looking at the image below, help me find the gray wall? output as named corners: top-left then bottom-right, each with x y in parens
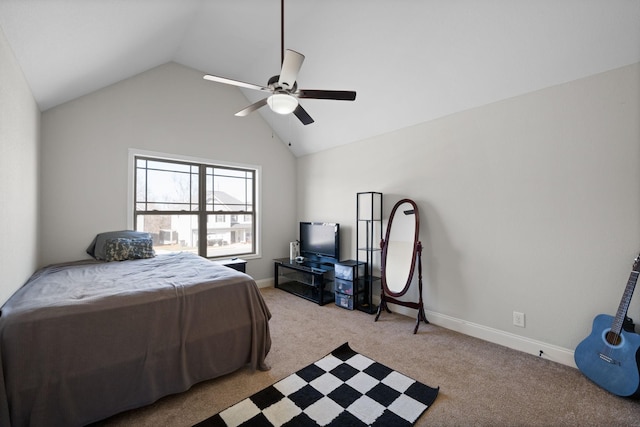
top-left (5, 38), bottom-right (640, 365)
top-left (40, 62), bottom-right (297, 281)
top-left (297, 63), bottom-right (640, 362)
top-left (0, 28), bottom-right (40, 305)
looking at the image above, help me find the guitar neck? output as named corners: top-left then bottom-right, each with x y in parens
top-left (611, 270), bottom-right (639, 335)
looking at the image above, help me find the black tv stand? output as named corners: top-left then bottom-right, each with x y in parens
top-left (274, 258), bottom-right (335, 305)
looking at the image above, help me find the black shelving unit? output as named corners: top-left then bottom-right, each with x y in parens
top-left (356, 192), bottom-right (382, 313)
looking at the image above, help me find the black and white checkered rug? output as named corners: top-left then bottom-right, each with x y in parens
top-left (195, 343), bottom-right (439, 427)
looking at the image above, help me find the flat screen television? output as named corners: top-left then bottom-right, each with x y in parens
top-left (299, 222), bottom-right (340, 261)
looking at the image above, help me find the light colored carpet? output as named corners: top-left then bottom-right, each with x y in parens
top-left (94, 287), bottom-right (640, 426)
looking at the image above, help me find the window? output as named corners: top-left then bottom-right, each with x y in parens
top-left (133, 154), bottom-right (258, 259)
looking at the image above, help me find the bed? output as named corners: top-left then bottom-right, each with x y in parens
top-left (0, 250), bottom-right (271, 427)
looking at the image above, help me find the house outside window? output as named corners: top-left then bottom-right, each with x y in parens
top-left (132, 153), bottom-right (258, 259)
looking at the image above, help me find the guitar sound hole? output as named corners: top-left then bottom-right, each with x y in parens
top-left (605, 331), bottom-right (622, 346)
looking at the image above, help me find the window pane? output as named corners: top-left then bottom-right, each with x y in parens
top-left (135, 214), bottom-right (198, 255)
top-left (206, 167), bottom-right (253, 212)
top-left (206, 214), bottom-right (253, 258)
top-left (147, 160), bottom-right (191, 173)
top-left (191, 171), bottom-right (199, 211)
top-left (136, 168), bottom-right (146, 208)
top-left (145, 169), bottom-right (196, 210)
top-left (136, 159), bottom-right (198, 211)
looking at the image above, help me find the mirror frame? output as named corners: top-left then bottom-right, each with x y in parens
top-left (376, 198), bottom-right (428, 334)
top-left (380, 199), bottom-right (420, 297)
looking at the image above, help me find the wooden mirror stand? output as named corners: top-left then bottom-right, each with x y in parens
top-left (375, 199), bottom-right (428, 334)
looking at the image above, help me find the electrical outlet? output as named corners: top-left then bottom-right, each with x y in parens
top-left (513, 311), bottom-right (525, 328)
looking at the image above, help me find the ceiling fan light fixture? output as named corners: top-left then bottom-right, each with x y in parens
top-left (267, 93), bottom-right (298, 114)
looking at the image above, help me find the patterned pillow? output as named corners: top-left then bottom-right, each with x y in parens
top-left (104, 238), bottom-right (155, 262)
top-left (86, 230), bottom-right (151, 260)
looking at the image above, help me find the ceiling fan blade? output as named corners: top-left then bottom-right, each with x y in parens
top-left (278, 49), bottom-right (305, 90)
top-left (204, 75), bottom-right (269, 92)
top-left (235, 98), bottom-right (269, 117)
top-left (293, 104), bottom-right (314, 125)
top-left (297, 89), bottom-right (356, 101)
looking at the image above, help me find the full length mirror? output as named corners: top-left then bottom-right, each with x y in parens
top-left (375, 198), bottom-right (428, 333)
top-left (383, 200), bottom-right (419, 295)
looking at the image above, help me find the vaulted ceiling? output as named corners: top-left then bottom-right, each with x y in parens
top-left (1, 0), bottom-right (639, 156)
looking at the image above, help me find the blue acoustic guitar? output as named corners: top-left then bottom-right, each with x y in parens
top-left (574, 253), bottom-right (640, 397)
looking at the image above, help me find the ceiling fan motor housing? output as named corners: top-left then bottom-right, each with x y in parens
top-left (268, 75), bottom-right (296, 92)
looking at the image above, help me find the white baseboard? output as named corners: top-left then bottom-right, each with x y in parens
top-left (255, 278), bottom-right (274, 289)
top-left (261, 279), bottom-right (576, 368)
top-left (391, 304), bottom-right (576, 368)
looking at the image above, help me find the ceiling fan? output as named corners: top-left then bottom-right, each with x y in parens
top-left (203, 0), bottom-right (356, 125)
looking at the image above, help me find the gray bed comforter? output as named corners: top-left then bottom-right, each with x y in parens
top-left (0, 252), bottom-right (271, 426)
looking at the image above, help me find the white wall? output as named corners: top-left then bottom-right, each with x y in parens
top-left (297, 63), bottom-right (640, 362)
top-left (40, 62), bottom-right (296, 281)
top-left (0, 28), bottom-right (40, 306)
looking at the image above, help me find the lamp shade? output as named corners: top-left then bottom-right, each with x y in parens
top-left (267, 93), bottom-right (298, 115)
